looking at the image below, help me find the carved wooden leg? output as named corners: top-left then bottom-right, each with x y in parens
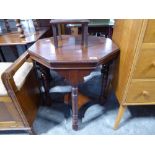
top-left (114, 105), bottom-right (127, 129)
top-left (0, 47), bottom-right (6, 62)
top-left (71, 86), bottom-right (78, 130)
top-left (52, 24), bottom-right (58, 48)
top-left (99, 63), bottom-right (110, 102)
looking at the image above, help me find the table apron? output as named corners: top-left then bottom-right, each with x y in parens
top-left (53, 68), bottom-right (95, 85)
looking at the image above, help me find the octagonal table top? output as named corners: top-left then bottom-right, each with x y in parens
top-left (28, 35), bottom-right (119, 69)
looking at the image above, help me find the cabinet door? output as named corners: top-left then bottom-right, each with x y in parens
top-left (0, 102), bottom-right (24, 129)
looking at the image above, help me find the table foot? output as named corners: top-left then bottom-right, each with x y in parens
top-left (72, 124), bottom-right (78, 131)
top-left (71, 87), bottom-right (78, 131)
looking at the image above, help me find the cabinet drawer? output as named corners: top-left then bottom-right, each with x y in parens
top-left (133, 43), bottom-right (155, 78)
top-left (126, 80), bottom-right (155, 103)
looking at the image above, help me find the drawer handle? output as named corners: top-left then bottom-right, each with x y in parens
top-left (152, 61), bottom-right (155, 67)
top-left (142, 90), bottom-right (149, 96)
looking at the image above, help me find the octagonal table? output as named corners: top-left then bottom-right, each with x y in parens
top-left (28, 35), bottom-right (119, 130)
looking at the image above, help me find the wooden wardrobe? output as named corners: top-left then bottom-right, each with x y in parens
top-left (112, 19), bottom-right (155, 129)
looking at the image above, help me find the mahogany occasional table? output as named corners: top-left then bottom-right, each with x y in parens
top-left (28, 35), bottom-right (119, 130)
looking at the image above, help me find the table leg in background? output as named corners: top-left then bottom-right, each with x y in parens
top-left (71, 86), bottom-right (78, 130)
top-left (82, 23), bottom-right (88, 48)
top-left (10, 46), bottom-right (19, 59)
top-left (52, 24), bottom-right (58, 48)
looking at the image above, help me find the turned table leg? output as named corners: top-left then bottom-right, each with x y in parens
top-left (71, 86), bottom-right (78, 130)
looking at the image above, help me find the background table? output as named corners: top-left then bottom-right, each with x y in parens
top-left (0, 28), bottom-right (48, 61)
top-left (28, 35), bottom-right (119, 130)
top-left (66, 19), bottom-right (114, 38)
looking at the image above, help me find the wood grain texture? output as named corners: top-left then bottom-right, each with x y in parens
top-left (112, 19), bottom-right (144, 103)
top-left (15, 69), bottom-right (40, 126)
top-left (28, 35), bottom-right (119, 65)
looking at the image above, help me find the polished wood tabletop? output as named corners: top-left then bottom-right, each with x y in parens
top-left (28, 35), bottom-right (119, 67)
top-left (0, 28), bottom-right (48, 46)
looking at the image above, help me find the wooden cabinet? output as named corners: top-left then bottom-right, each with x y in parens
top-left (112, 19), bottom-right (155, 129)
